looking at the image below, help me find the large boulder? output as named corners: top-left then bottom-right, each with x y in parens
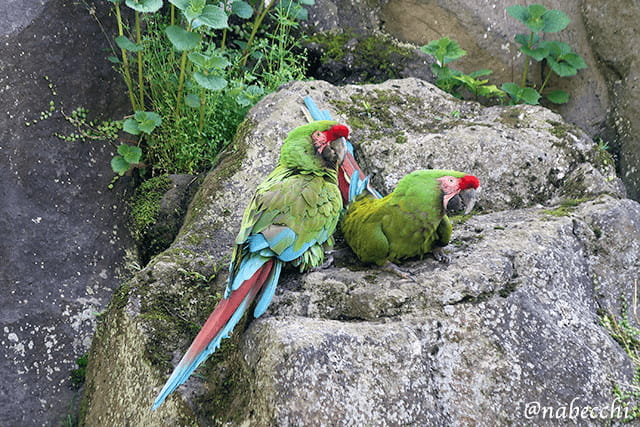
top-left (0, 0), bottom-right (132, 424)
top-left (80, 79), bottom-right (640, 425)
top-left (305, 0), bottom-right (640, 202)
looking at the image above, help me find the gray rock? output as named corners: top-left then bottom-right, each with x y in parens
top-left (0, 0), bottom-right (132, 424)
top-left (81, 79), bottom-right (640, 425)
top-left (306, 0), bottom-right (640, 202)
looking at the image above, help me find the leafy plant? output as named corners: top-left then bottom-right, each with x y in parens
top-left (505, 3), bottom-right (587, 105)
top-left (420, 37), bottom-right (505, 102)
top-left (104, 0), bottom-right (312, 176)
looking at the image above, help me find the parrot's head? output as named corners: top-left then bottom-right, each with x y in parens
top-left (280, 121), bottom-right (350, 173)
top-left (437, 174), bottom-right (480, 214)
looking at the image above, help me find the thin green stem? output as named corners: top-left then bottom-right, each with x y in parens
top-left (115, 3), bottom-right (138, 111)
top-left (135, 11), bottom-right (145, 110)
top-left (239, 2), bottom-right (273, 69)
top-left (539, 68), bottom-right (553, 93)
top-left (520, 31), bottom-right (534, 87)
top-left (198, 86), bottom-right (206, 133)
top-left (175, 22), bottom-right (194, 118)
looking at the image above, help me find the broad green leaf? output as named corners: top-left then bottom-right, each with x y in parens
top-left (231, 0), bottom-right (253, 19)
top-left (514, 33), bottom-right (540, 47)
top-left (548, 57), bottom-right (577, 76)
top-left (542, 9), bottom-right (570, 32)
top-left (299, 0), bottom-right (315, 4)
top-left (563, 52), bottom-right (587, 70)
top-left (138, 119), bottom-right (158, 134)
top-left (477, 84), bottom-right (506, 99)
top-left (198, 5), bottom-right (228, 29)
top-left (194, 73), bottom-right (227, 90)
top-left (188, 52), bottom-right (208, 68)
top-left (546, 90), bottom-right (569, 104)
top-left (168, 0), bottom-right (189, 10)
top-left (185, 94), bottom-right (200, 108)
top-left (111, 156), bottom-right (130, 175)
top-left (165, 25), bottom-right (199, 51)
top-left (115, 35), bottom-right (143, 52)
top-left (520, 45), bottom-right (548, 61)
top-left (501, 83), bottom-right (540, 105)
top-left (125, 0), bottom-right (162, 13)
top-left (245, 85), bottom-right (264, 97)
top-left (123, 118), bottom-right (140, 135)
top-left (506, 5), bottom-right (528, 24)
top-left (117, 144), bottom-right (142, 163)
top-left (519, 87), bottom-right (541, 104)
top-left (528, 4), bottom-right (547, 19)
top-left (146, 111), bottom-right (162, 126)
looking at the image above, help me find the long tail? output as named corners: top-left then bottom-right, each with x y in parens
top-left (151, 255), bottom-right (282, 410)
top-left (303, 96), bottom-right (381, 205)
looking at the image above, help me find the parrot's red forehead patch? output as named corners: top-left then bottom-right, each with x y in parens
top-left (324, 124), bottom-right (349, 141)
top-left (460, 175), bottom-right (480, 190)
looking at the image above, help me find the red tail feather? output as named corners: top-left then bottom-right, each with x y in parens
top-left (185, 260), bottom-right (274, 360)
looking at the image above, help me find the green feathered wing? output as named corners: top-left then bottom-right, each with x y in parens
top-left (341, 169), bottom-right (465, 265)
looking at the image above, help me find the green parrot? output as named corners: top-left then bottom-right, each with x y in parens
top-left (341, 169), bottom-right (480, 270)
top-left (152, 121), bottom-right (349, 410)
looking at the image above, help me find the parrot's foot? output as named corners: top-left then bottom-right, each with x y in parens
top-left (317, 254), bottom-right (334, 270)
top-left (432, 247), bottom-right (450, 264)
top-left (382, 261), bottom-right (417, 283)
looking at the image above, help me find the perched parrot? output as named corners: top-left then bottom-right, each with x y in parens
top-left (341, 170), bottom-right (480, 271)
top-left (151, 121), bottom-right (349, 410)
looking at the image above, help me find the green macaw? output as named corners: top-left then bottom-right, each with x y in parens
top-left (340, 169), bottom-right (480, 270)
top-left (152, 121), bottom-right (349, 410)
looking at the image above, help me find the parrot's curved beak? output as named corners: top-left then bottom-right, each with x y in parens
top-left (321, 136), bottom-right (347, 169)
top-left (460, 188), bottom-right (478, 215)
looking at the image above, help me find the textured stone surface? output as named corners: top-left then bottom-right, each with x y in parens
top-left (0, 0), bottom-right (132, 424)
top-left (81, 79), bottom-right (639, 425)
top-left (306, 0), bottom-right (640, 202)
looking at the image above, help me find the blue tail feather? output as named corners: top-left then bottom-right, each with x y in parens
top-left (253, 260), bottom-right (283, 318)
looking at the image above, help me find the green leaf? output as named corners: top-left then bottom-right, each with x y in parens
top-left (117, 144), bottom-right (143, 163)
top-left (107, 56), bottom-right (121, 63)
top-left (299, 0), bottom-right (315, 4)
top-left (135, 111), bottom-right (161, 128)
top-left (528, 4), bottom-right (547, 19)
top-left (501, 83), bottom-right (540, 105)
top-left (231, 0), bottom-right (253, 19)
top-left (506, 5), bottom-right (528, 24)
top-left (547, 57), bottom-right (577, 77)
top-left (184, 0), bottom-right (205, 22)
top-left (165, 25), bottom-right (199, 51)
top-left (122, 118), bottom-right (140, 135)
top-left (519, 87), bottom-right (541, 104)
top-left (542, 9), bottom-right (570, 32)
top-left (125, 0), bottom-right (162, 13)
top-left (115, 35), bottom-right (143, 52)
top-left (197, 5), bottom-right (228, 29)
top-left (469, 69), bottom-right (492, 78)
top-left (193, 73), bottom-right (227, 90)
top-left (421, 37), bottom-right (466, 66)
top-left (520, 45), bottom-right (548, 61)
top-left (168, 0), bottom-right (189, 10)
top-left (138, 119), bottom-right (157, 134)
top-left (111, 156), bottom-right (130, 175)
top-left (546, 90), bottom-right (569, 104)
top-left (563, 52), bottom-right (587, 70)
top-left (185, 94), bottom-right (200, 108)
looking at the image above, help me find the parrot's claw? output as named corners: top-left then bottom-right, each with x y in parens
top-left (432, 247), bottom-right (450, 264)
top-left (382, 261), bottom-right (418, 283)
top-left (318, 254), bottom-right (334, 270)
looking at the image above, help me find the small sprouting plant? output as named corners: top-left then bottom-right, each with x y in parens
top-left (420, 37), bottom-right (505, 102)
top-left (505, 3), bottom-right (587, 105)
